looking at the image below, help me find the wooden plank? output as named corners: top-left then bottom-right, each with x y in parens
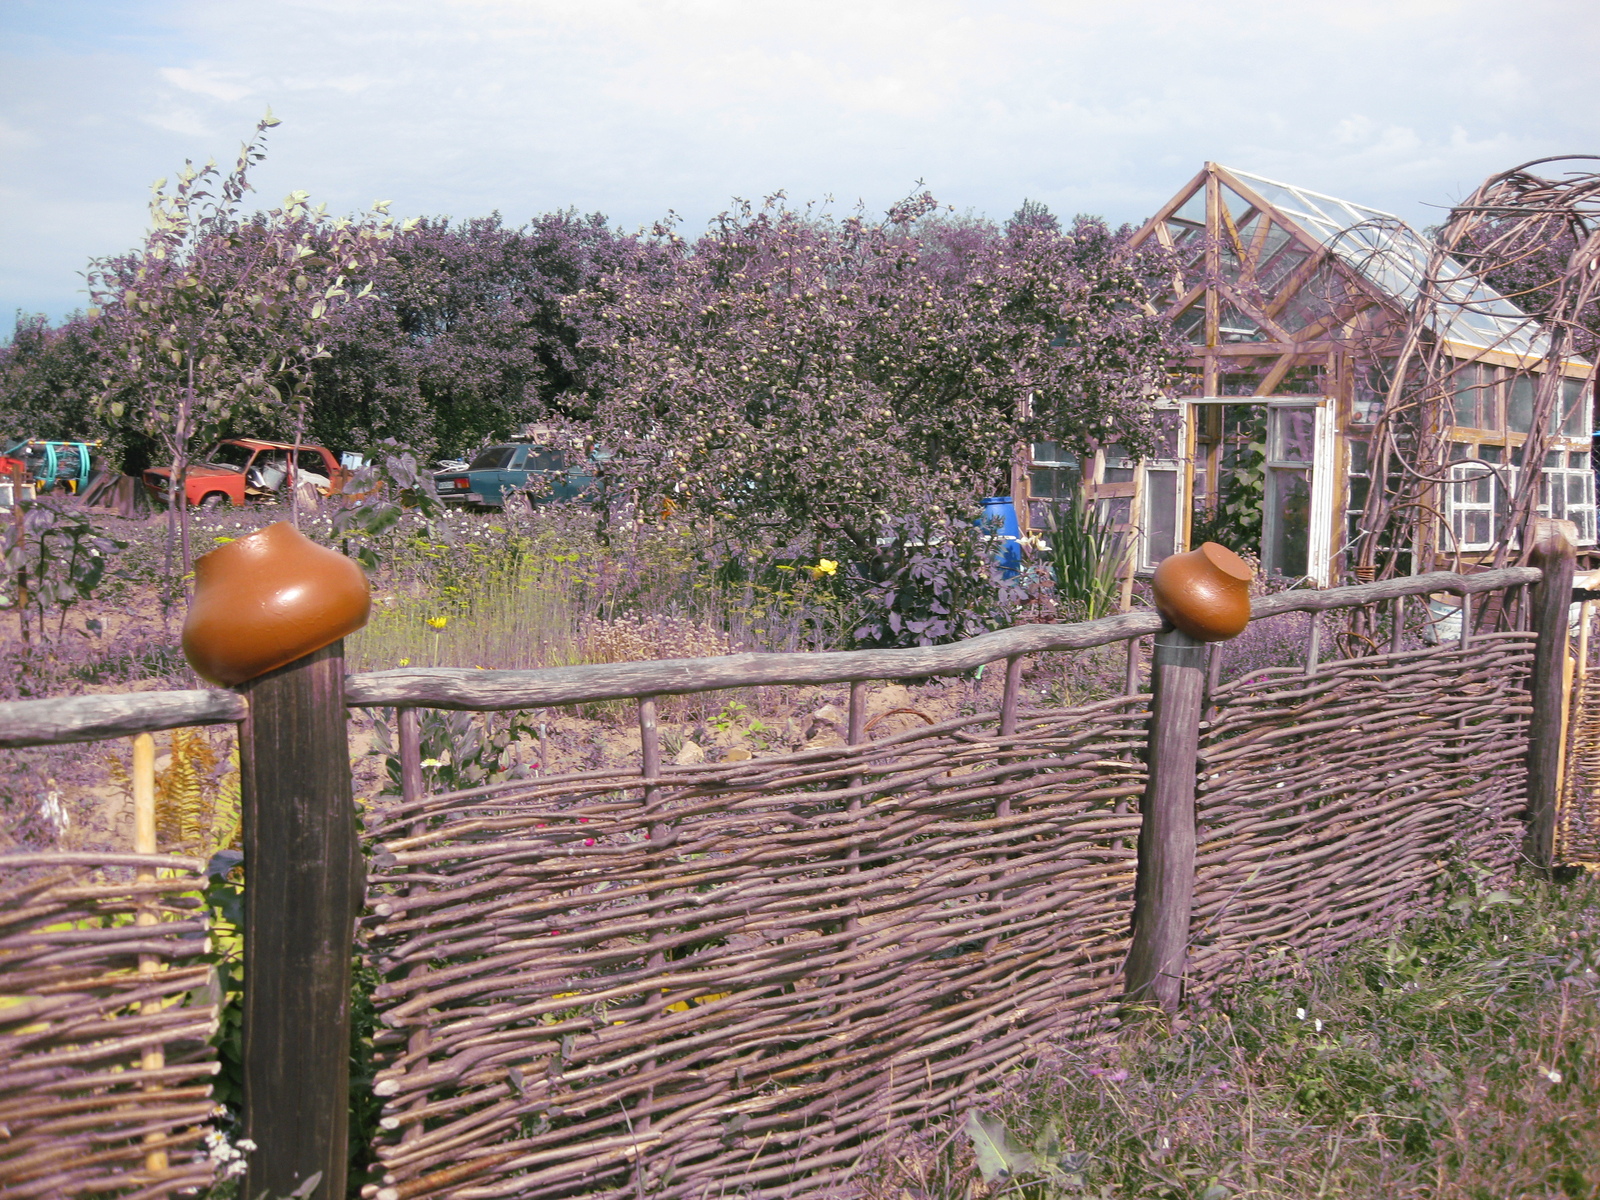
top-left (1124, 628), bottom-right (1206, 1010)
top-left (0, 689), bottom-right (246, 748)
top-left (239, 640), bottom-right (358, 1200)
top-left (1526, 532), bottom-right (1576, 867)
top-left (343, 567), bottom-right (1541, 711)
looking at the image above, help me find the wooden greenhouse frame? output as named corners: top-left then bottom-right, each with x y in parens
top-left (1016, 162), bottom-right (1597, 586)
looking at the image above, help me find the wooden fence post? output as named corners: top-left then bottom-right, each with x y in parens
top-left (1124, 628), bottom-right (1206, 1011)
top-left (239, 640), bottom-right (359, 1200)
top-left (1526, 526), bottom-right (1576, 868)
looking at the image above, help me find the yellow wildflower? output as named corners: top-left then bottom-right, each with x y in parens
top-left (425, 616), bottom-right (448, 630)
top-left (398, 657), bottom-right (411, 667)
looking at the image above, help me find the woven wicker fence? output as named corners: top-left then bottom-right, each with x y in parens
top-left (356, 581), bottom-right (1544, 1200)
top-left (0, 854), bottom-right (220, 1199)
top-left (1190, 631), bottom-right (1534, 988)
top-left (0, 561), bottom-right (1570, 1199)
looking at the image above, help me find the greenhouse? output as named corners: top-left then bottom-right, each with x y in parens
top-left (1020, 162), bottom-right (1596, 586)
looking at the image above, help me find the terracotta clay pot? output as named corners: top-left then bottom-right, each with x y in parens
top-left (183, 522), bottom-right (371, 686)
top-left (1150, 542), bottom-right (1253, 642)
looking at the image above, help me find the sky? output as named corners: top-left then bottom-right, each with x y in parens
top-left (3, 0), bottom-right (1598, 324)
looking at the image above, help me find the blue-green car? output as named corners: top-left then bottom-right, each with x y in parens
top-left (433, 442), bottom-right (597, 509)
top-left (3, 440), bottom-right (99, 494)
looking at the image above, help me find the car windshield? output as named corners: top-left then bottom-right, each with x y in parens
top-left (469, 446), bottom-right (518, 470)
top-left (207, 443), bottom-right (257, 470)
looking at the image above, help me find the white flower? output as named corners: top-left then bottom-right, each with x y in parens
top-left (1314, 1018), bottom-right (1323, 1033)
top-left (1295, 1007), bottom-right (1306, 1021)
top-left (1544, 1068), bottom-right (1563, 1083)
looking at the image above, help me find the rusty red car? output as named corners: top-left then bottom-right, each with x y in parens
top-left (142, 439), bottom-right (347, 508)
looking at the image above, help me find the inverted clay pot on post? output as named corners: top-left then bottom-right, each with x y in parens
top-left (1126, 542), bottom-right (1254, 1012)
top-left (1149, 541), bottom-right (1253, 642)
top-left (183, 521), bottom-right (371, 1200)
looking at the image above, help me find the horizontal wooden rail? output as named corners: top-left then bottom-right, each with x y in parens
top-left (0, 689), bottom-right (248, 749)
top-left (347, 566), bottom-right (1543, 711)
top-left (0, 566), bottom-right (1544, 743)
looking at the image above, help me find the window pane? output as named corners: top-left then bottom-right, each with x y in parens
top-left (1271, 407), bottom-right (1316, 463)
top-left (1274, 364), bottom-right (1325, 395)
top-left (1220, 365), bottom-right (1268, 395)
top-left (1030, 465), bottom-right (1080, 500)
top-left (1153, 412), bottom-right (1181, 458)
top-left (1467, 512), bottom-right (1492, 544)
top-left (1452, 363), bottom-right (1481, 427)
top-left (1508, 375), bottom-right (1535, 432)
top-left (1349, 439), bottom-right (1370, 475)
top-left (1145, 469), bottom-right (1179, 562)
top-left (1562, 377), bottom-right (1589, 436)
top-left (1267, 468), bottom-right (1310, 578)
top-left (469, 446), bottom-right (517, 470)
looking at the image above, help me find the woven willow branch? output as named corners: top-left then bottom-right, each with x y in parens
top-left (0, 863), bottom-right (220, 1197)
top-left (360, 625), bottom-right (1533, 1199)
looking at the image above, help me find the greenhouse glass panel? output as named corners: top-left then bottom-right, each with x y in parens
top-left (1508, 375), bottom-right (1534, 432)
top-left (1218, 302), bottom-right (1267, 343)
top-left (1562, 378), bottom-right (1589, 435)
top-left (1174, 300), bottom-right (1206, 344)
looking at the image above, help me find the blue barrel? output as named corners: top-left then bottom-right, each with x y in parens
top-left (979, 497), bottom-right (1023, 580)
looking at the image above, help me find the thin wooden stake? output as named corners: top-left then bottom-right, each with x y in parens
top-left (398, 707), bottom-right (423, 815)
top-left (638, 695), bottom-right (665, 1139)
top-left (1204, 642), bottom-right (1223, 722)
top-left (999, 655), bottom-right (1023, 741)
top-left (1579, 600), bottom-right (1593, 683)
top-left (843, 681), bottom-right (868, 934)
top-left (397, 707), bottom-right (429, 1148)
top-left (1124, 628), bottom-right (1205, 1011)
top-left (1458, 593), bottom-right (1472, 649)
top-left (1390, 596), bottom-right (1405, 654)
top-left (1304, 617), bottom-right (1321, 676)
top-left (132, 733), bottom-right (168, 1176)
top-left (1125, 636), bottom-right (1141, 695)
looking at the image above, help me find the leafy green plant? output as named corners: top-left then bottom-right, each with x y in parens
top-left (1042, 495), bottom-right (1127, 621)
top-left (0, 498), bottom-right (124, 642)
top-left (964, 1109), bottom-right (1092, 1197)
top-left (330, 438), bottom-right (449, 570)
top-left (1191, 406), bottom-right (1266, 555)
top-left (851, 513), bottom-right (1016, 648)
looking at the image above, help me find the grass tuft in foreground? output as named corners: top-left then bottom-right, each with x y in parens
top-left (870, 868), bottom-right (1600, 1200)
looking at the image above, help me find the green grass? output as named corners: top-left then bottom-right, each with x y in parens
top-left (871, 868), bottom-right (1600, 1200)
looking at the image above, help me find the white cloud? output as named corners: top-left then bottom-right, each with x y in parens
top-left (3, 0), bottom-right (1599, 320)
top-left (159, 66), bottom-right (254, 103)
top-left (141, 106), bottom-right (215, 138)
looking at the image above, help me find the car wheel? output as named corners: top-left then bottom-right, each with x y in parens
top-left (199, 493), bottom-right (228, 510)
